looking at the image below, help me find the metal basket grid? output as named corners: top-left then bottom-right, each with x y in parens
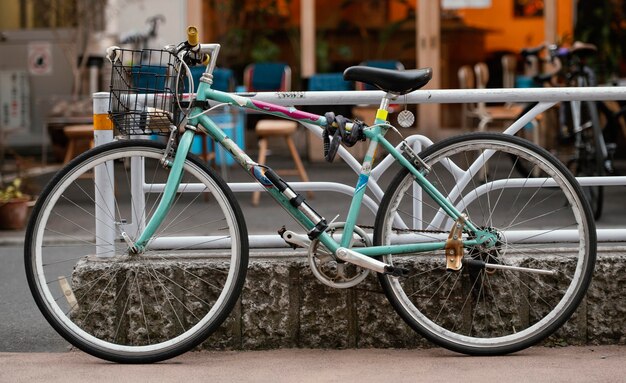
top-left (108, 49), bottom-right (185, 136)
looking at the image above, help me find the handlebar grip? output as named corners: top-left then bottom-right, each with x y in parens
top-left (187, 26), bottom-right (199, 46)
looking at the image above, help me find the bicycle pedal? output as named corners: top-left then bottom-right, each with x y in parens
top-left (383, 265), bottom-right (410, 278)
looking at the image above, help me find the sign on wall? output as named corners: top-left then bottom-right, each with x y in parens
top-left (27, 42), bottom-right (53, 76)
top-left (0, 71), bottom-right (30, 130)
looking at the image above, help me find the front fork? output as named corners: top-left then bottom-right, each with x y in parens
top-left (129, 128), bottom-right (196, 253)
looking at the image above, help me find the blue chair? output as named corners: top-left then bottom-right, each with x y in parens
top-left (131, 65), bottom-right (168, 94)
top-left (308, 73), bottom-right (353, 91)
top-left (243, 62), bottom-right (291, 92)
top-left (213, 68), bottom-right (235, 92)
top-left (133, 65), bottom-right (236, 93)
top-left (187, 66), bottom-right (235, 92)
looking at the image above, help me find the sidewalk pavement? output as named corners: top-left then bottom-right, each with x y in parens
top-left (1, 346), bottom-right (626, 383)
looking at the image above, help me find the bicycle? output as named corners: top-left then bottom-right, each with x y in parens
top-left (514, 42), bottom-right (616, 219)
top-left (25, 27), bottom-right (596, 363)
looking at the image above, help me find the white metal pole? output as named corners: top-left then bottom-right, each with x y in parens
top-left (93, 92), bottom-right (116, 257)
top-left (237, 86), bottom-right (626, 106)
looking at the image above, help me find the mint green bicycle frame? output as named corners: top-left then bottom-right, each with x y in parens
top-left (132, 77), bottom-right (491, 258)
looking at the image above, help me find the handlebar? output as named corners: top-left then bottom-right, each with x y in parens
top-left (519, 42), bottom-right (563, 85)
top-left (163, 26), bottom-right (220, 74)
top-left (524, 42), bottom-right (596, 86)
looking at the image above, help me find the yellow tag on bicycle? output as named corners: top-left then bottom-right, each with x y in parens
top-left (376, 109), bottom-right (388, 122)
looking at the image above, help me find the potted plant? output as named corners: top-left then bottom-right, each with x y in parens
top-left (0, 178), bottom-right (31, 230)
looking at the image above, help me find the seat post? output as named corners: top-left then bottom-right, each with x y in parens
top-left (379, 93), bottom-right (394, 112)
top-left (373, 93), bottom-right (396, 124)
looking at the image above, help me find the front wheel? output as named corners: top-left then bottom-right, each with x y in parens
top-left (25, 140), bottom-right (249, 363)
top-left (374, 133), bottom-right (596, 355)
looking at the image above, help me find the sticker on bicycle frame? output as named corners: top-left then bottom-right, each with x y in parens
top-left (276, 92), bottom-right (305, 99)
top-left (252, 166), bottom-right (273, 187)
top-left (355, 174), bottom-right (369, 193)
top-left (250, 100), bottom-right (322, 122)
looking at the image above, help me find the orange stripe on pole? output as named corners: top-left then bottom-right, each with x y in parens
top-left (93, 114), bottom-right (113, 130)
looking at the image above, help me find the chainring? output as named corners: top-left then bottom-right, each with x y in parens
top-left (308, 222), bottom-right (371, 289)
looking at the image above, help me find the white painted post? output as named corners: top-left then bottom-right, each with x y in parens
top-left (129, 155), bottom-right (146, 237)
top-left (93, 92), bottom-right (116, 257)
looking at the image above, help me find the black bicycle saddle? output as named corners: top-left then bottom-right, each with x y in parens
top-left (570, 41), bottom-right (597, 58)
top-left (343, 66), bottom-right (432, 95)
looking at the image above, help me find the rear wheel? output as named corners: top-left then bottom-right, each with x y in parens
top-left (374, 133), bottom-right (596, 355)
top-left (25, 140), bottom-right (248, 363)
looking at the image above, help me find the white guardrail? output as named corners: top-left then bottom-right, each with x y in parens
top-left (93, 86), bottom-right (626, 247)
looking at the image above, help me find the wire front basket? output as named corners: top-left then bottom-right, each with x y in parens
top-left (109, 49), bottom-right (186, 136)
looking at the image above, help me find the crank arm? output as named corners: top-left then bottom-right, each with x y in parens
top-left (280, 229), bottom-right (311, 249)
top-left (336, 247), bottom-right (408, 277)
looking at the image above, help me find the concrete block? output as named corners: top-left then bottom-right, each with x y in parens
top-left (72, 250), bottom-right (626, 351)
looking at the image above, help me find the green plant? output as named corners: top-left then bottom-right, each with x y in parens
top-left (250, 36), bottom-right (282, 62)
top-left (0, 177), bottom-right (32, 230)
top-left (209, 0), bottom-right (290, 67)
top-left (0, 178), bottom-right (28, 202)
top-left (574, 0), bottom-right (624, 81)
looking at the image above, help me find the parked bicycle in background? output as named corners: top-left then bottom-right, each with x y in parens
top-left (514, 42), bottom-right (618, 220)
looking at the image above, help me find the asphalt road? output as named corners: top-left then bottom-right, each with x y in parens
top-left (0, 245), bottom-right (68, 353)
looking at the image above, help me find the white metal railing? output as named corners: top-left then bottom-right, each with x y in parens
top-left (93, 86), bottom-right (626, 249)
